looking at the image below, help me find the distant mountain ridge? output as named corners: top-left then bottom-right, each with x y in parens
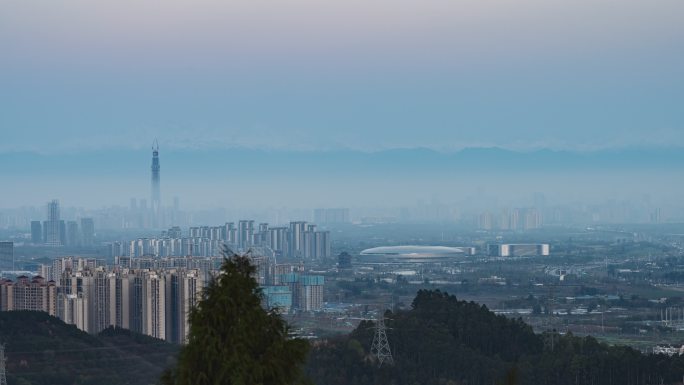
top-left (2, 146), bottom-right (683, 178)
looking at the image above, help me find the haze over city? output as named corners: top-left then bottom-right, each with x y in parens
top-left (2, 0), bottom-right (683, 209)
top-left (4, 1), bottom-right (684, 385)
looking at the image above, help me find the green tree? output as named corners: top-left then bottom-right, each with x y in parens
top-left (162, 250), bottom-right (309, 385)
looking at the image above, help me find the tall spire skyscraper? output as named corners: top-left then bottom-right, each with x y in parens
top-left (151, 140), bottom-right (161, 226)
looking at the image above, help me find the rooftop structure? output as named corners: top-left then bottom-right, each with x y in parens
top-left (359, 245), bottom-right (467, 263)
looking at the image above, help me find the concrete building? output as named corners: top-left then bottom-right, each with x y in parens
top-left (30, 221), bottom-right (42, 244)
top-left (298, 275), bottom-right (324, 312)
top-left (58, 293), bottom-right (89, 331)
top-left (359, 245), bottom-right (467, 263)
top-left (164, 269), bottom-right (203, 344)
top-left (0, 242), bottom-right (13, 272)
top-left (142, 271), bottom-right (166, 340)
top-left (66, 220), bottom-right (79, 247)
top-left (267, 227), bottom-right (288, 256)
top-left (81, 218), bottom-right (95, 246)
top-left (224, 222), bottom-right (237, 246)
top-left (46, 200), bottom-right (61, 246)
top-left (238, 220), bottom-right (255, 249)
top-left (288, 221), bottom-right (307, 258)
top-left (275, 272), bottom-right (324, 312)
top-left (59, 220), bottom-right (67, 247)
top-left (0, 275), bottom-right (57, 315)
top-left (262, 286), bottom-right (292, 313)
top-left (488, 243), bottom-right (550, 257)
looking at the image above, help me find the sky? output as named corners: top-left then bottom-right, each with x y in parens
top-left (1, 0), bottom-right (683, 208)
top-left (1, 0), bottom-right (683, 152)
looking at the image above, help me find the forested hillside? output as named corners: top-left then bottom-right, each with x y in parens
top-left (4, 292), bottom-right (684, 385)
top-left (0, 311), bottom-right (178, 385)
top-left (307, 290), bottom-right (684, 385)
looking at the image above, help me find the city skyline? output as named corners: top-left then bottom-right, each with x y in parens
top-left (1, 0), bottom-right (682, 209)
top-left (2, 0), bottom-right (684, 383)
top-left (3, 146), bottom-right (684, 210)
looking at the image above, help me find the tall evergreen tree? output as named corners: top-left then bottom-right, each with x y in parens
top-left (162, 250), bottom-right (309, 385)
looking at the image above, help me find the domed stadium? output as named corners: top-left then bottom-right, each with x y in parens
top-left (359, 245), bottom-right (466, 263)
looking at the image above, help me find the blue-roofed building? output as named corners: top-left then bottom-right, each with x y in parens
top-left (262, 285), bottom-right (293, 313)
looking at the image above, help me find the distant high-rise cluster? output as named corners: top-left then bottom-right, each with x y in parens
top-left (117, 220), bottom-right (331, 260)
top-left (29, 200), bottom-right (95, 247)
top-left (314, 208), bottom-right (350, 224)
top-left (477, 208), bottom-right (543, 231)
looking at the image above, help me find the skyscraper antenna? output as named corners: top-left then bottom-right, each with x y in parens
top-left (151, 140), bottom-right (161, 227)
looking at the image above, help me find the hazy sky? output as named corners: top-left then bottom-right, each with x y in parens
top-left (1, 0), bottom-right (684, 209)
top-left (2, 0), bottom-right (683, 153)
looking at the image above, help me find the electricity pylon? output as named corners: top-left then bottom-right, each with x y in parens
top-left (370, 312), bottom-right (394, 366)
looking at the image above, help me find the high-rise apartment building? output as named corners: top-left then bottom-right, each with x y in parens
top-left (58, 292), bottom-right (89, 331)
top-left (302, 227), bottom-right (331, 260)
top-left (238, 220), bottom-right (254, 249)
top-left (288, 221), bottom-right (307, 258)
top-left (477, 212), bottom-right (494, 230)
top-left (59, 220), bottom-right (67, 246)
top-left (42, 220), bottom-right (48, 245)
top-left (298, 275), bottom-right (324, 312)
top-left (30, 221), bottom-right (42, 244)
top-left (81, 218), bottom-right (95, 246)
top-left (0, 276), bottom-right (57, 315)
top-left (274, 272), bottom-right (324, 312)
top-left (314, 231), bottom-right (331, 259)
top-left (0, 242), bottom-right (13, 272)
top-left (267, 227), bottom-right (288, 256)
top-left (46, 199), bottom-right (61, 246)
top-left (142, 271), bottom-right (166, 340)
top-left (225, 222), bottom-right (237, 246)
top-left (66, 221), bottom-right (79, 247)
top-left (165, 269), bottom-right (203, 343)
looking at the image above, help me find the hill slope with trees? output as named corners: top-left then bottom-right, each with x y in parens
top-left (306, 290), bottom-right (684, 385)
top-left (0, 311), bottom-right (178, 385)
top-left (4, 290), bottom-right (684, 384)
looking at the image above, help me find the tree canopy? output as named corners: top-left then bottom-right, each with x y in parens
top-left (163, 252), bottom-right (309, 385)
top-left (306, 289), bottom-right (684, 385)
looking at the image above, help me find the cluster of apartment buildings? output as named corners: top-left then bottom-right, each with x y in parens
top-left (477, 208), bottom-right (543, 231)
top-left (30, 200), bottom-right (95, 247)
top-left (110, 220), bottom-right (331, 260)
top-left (0, 254), bottom-right (325, 343)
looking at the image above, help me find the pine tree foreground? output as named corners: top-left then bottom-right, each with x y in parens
top-left (161, 250), bottom-right (309, 385)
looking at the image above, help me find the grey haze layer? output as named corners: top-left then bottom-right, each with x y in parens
top-left (1, 147), bottom-right (682, 208)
